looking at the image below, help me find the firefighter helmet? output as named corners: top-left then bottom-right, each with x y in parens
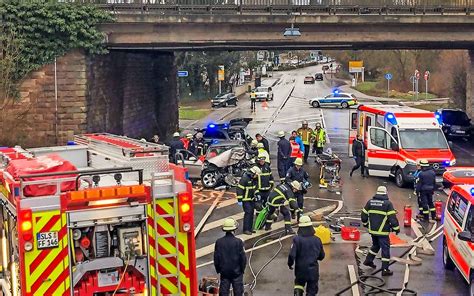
top-left (302, 120), bottom-right (308, 125)
top-left (173, 132), bottom-right (180, 137)
top-left (298, 215), bottom-right (312, 227)
top-left (257, 142), bottom-right (264, 148)
top-left (294, 158), bottom-right (303, 166)
top-left (222, 218), bottom-right (238, 231)
top-left (249, 166), bottom-right (262, 175)
top-left (419, 159), bottom-right (429, 167)
top-left (290, 180), bottom-right (302, 191)
top-left (278, 131), bottom-right (285, 138)
top-left (257, 154), bottom-right (266, 161)
top-left (186, 133), bottom-right (193, 139)
top-left (251, 139), bottom-right (259, 147)
top-left (376, 186), bottom-right (388, 195)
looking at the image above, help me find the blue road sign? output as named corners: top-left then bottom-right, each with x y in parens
top-left (385, 73), bottom-right (393, 80)
top-left (177, 71), bottom-right (189, 77)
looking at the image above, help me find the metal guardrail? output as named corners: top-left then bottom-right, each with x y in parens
top-left (61, 0), bottom-right (474, 15)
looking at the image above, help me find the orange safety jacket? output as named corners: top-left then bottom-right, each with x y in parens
top-left (290, 141), bottom-right (303, 158)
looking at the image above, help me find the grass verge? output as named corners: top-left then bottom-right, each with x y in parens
top-left (353, 81), bottom-right (438, 101)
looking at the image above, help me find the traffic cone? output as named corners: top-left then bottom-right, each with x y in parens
top-left (261, 100), bottom-right (268, 110)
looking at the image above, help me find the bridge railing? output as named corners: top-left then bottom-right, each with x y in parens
top-left (62, 0), bottom-right (474, 15)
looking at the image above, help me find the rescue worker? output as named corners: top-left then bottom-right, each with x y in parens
top-left (286, 158), bottom-right (309, 219)
top-left (180, 133), bottom-right (193, 150)
top-left (169, 132), bottom-right (184, 163)
top-left (250, 90), bottom-right (257, 112)
top-left (288, 216), bottom-right (325, 296)
top-left (247, 139), bottom-right (259, 162)
top-left (415, 159), bottom-right (437, 222)
top-left (291, 131), bottom-right (305, 155)
top-left (350, 134), bottom-right (367, 177)
top-left (256, 133), bottom-right (270, 154)
top-left (214, 218), bottom-right (247, 296)
top-left (297, 121), bottom-right (313, 163)
top-left (361, 186), bottom-right (400, 276)
top-left (277, 131), bottom-right (292, 180)
top-left (189, 132), bottom-right (206, 156)
top-left (236, 166), bottom-right (261, 235)
top-left (413, 162), bottom-right (423, 218)
top-left (257, 142), bottom-right (270, 164)
top-left (254, 154), bottom-right (274, 211)
top-left (265, 180), bottom-right (302, 234)
top-left (289, 135), bottom-right (303, 166)
top-left (312, 122), bottom-right (326, 155)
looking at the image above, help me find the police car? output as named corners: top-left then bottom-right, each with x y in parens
top-left (443, 184), bottom-right (474, 293)
top-left (309, 91), bottom-right (358, 108)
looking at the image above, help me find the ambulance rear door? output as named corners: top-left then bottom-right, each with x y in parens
top-left (366, 126), bottom-right (399, 177)
top-left (348, 109), bottom-right (358, 157)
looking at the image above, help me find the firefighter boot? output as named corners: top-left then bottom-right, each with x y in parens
top-left (265, 222), bottom-right (272, 231)
top-left (382, 269), bottom-right (394, 276)
top-left (294, 287), bottom-right (304, 296)
top-left (285, 224), bottom-right (295, 235)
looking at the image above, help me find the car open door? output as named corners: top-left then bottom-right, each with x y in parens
top-left (175, 149), bottom-right (203, 180)
top-left (366, 126), bottom-right (399, 177)
top-left (348, 109), bottom-right (358, 157)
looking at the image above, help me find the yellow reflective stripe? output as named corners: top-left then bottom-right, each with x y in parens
top-left (238, 184), bottom-right (245, 189)
top-left (269, 196), bottom-right (285, 206)
top-left (386, 210), bottom-right (396, 215)
top-left (381, 258), bottom-right (390, 262)
top-left (378, 216), bottom-right (388, 233)
top-left (392, 226), bottom-right (400, 230)
top-left (295, 285), bottom-right (304, 290)
top-left (368, 250), bottom-right (377, 255)
top-left (368, 230), bottom-right (389, 235)
top-left (285, 221), bottom-right (292, 225)
top-left (362, 208), bottom-right (368, 214)
top-left (368, 210), bottom-right (389, 215)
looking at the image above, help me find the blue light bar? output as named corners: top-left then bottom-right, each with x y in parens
top-left (385, 112), bottom-right (398, 125)
top-left (434, 112), bottom-right (443, 125)
top-left (471, 187), bottom-right (474, 196)
top-left (208, 124), bottom-right (216, 128)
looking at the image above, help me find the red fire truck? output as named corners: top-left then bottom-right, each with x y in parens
top-left (349, 105), bottom-right (456, 187)
top-left (0, 133), bottom-right (197, 296)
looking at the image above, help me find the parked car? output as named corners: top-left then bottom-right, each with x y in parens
top-left (435, 108), bottom-right (472, 140)
top-left (315, 73), bottom-right (324, 81)
top-left (309, 92), bottom-right (358, 108)
top-left (304, 76), bottom-right (315, 84)
top-left (211, 92), bottom-right (238, 108)
top-left (253, 86), bottom-right (274, 101)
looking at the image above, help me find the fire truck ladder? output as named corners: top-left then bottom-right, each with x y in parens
top-left (74, 133), bottom-right (168, 158)
top-left (152, 172), bottom-right (183, 296)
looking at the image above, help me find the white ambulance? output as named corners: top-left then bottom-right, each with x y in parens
top-left (443, 184), bottom-right (474, 293)
top-left (349, 105), bottom-right (456, 187)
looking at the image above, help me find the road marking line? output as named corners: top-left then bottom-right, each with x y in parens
top-left (216, 198), bottom-right (237, 209)
top-left (347, 265), bottom-right (360, 296)
top-left (195, 198), bottom-right (220, 238)
top-left (197, 200), bottom-right (343, 268)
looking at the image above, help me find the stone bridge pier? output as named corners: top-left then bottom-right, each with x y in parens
top-left (10, 50), bottom-right (178, 147)
top-left (467, 51), bottom-right (474, 120)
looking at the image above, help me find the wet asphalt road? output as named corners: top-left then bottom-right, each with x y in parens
top-left (190, 65), bottom-right (474, 295)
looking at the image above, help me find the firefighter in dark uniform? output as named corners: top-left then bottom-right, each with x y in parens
top-left (361, 186), bottom-right (400, 276)
top-left (169, 132), bottom-right (184, 163)
top-left (264, 181), bottom-right (302, 234)
top-left (277, 131), bottom-right (292, 180)
top-left (214, 218), bottom-right (247, 296)
top-left (189, 132), bottom-right (206, 156)
top-left (285, 157), bottom-right (309, 220)
top-left (236, 166), bottom-right (261, 235)
top-left (288, 216), bottom-right (325, 296)
top-left (415, 159), bottom-right (437, 222)
top-left (254, 154), bottom-right (274, 212)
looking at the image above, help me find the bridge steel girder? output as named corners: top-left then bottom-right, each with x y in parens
top-left (101, 14), bottom-right (474, 50)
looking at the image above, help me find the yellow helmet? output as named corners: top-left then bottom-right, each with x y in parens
top-left (294, 158), bottom-right (303, 166)
top-left (249, 166), bottom-right (262, 175)
top-left (298, 215), bottom-right (312, 227)
top-left (222, 218), bottom-right (238, 231)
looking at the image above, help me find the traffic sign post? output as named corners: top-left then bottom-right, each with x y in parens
top-left (385, 73), bottom-right (392, 98)
top-left (424, 70), bottom-right (430, 99)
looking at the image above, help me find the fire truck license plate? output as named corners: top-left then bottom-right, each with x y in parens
top-left (37, 232), bottom-right (59, 249)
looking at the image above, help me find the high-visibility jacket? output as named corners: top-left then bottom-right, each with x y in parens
top-left (236, 173), bottom-right (256, 202)
top-left (361, 194), bottom-right (400, 236)
top-left (313, 128), bottom-right (326, 148)
top-left (268, 183), bottom-right (296, 207)
top-left (254, 163), bottom-right (274, 192)
top-left (297, 127), bottom-right (313, 145)
top-left (290, 141), bottom-right (303, 158)
top-left (250, 92), bottom-right (257, 100)
top-left (258, 148), bottom-right (270, 164)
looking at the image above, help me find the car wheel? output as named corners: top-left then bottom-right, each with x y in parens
top-left (341, 102), bottom-right (349, 108)
top-left (312, 101), bottom-right (320, 108)
top-left (201, 170), bottom-right (218, 188)
top-left (443, 236), bottom-right (455, 270)
top-left (395, 168), bottom-right (406, 188)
